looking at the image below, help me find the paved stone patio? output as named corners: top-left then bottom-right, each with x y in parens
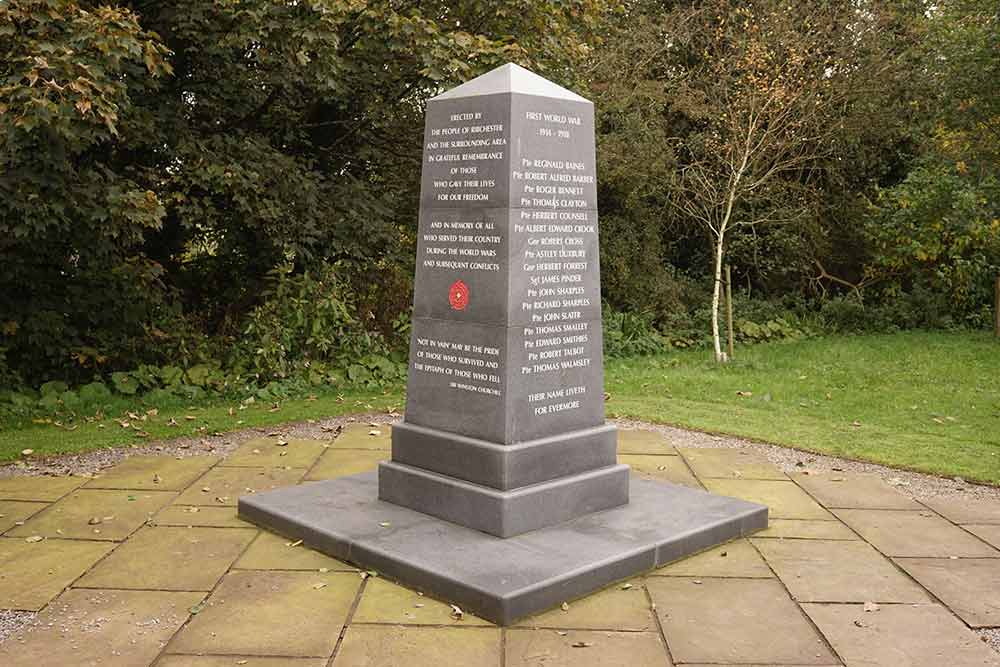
top-left (0, 425), bottom-right (997, 666)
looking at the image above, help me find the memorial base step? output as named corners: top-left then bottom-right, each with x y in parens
top-left (377, 460), bottom-right (629, 538)
top-left (238, 471), bottom-right (768, 625)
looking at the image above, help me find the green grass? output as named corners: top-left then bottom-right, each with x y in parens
top-left (2, 331), bottom-right (998, 485)
top-left (606, 330), bottom-right (1000, 485)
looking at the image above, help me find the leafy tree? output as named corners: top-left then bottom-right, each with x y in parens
top-left (0, 0), bottom-right (613, 385)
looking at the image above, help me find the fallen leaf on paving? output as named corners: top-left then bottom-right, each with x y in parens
top-left (214, 496), bottom-right (229, 503)
top-left (556, 631), bottom-right (568, 636)
top-left (379, 522), bottom-right (391, 527)
top-left (268, 430), bottom-right (282, 437)
top-left (88, 517), bottom-right (102, 525)
top-left (276, 439), bottom-right (288, 447)
top-left (313, 582), bottom-right (327, 590)
top-left (189, 602), bottom-right (206, 615)
top-left (24, 535), bottom-right (44, 543)
top-left (571, 642), bottom-right (593, 648)
top-left (863, 601), bottom-right (880, 613)
top-left (152, 474), bottom-right (162, 484)
top-left (201, 487), bottom-right (211, 492)
top-left (620, 583), bottom-right (633, 590)
top-left (287, 539), bottom-right (303, 548)
top-left (560, 602), bottom-right (570, 611)
top-left (414, 603), bottom-right (424, 608)
top-left (369, 430), bottom-right (381, 436)
top-left (369, 422), bottom-right (379, 427)
top-left (252, 449), bottom-right (261, 454)
top-left (720, 551), bottom-right (728, 558)
top-left (318, 568), bottom-right (329, 573)
top-left (853, 619), bottom-right (866, 628)
top-left (450, 604), bottom-right (464, 620)
top-left (186, 507), bottom-right (200, 513)
top-left (692, 580), bottom-right (703, 585)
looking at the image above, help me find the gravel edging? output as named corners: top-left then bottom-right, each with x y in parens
top-left (0, 412), bottom-right (399, 481)
top-left (0, 610), bottom-right (35, 644)
top-left (614, 419), bottom-right (1000, 502)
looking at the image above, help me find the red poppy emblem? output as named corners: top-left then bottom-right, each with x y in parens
top-left (449, 280), bottom-right (469, 311)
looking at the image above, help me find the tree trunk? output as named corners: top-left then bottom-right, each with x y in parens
top-left (711, 232), bottom-right (726, 362)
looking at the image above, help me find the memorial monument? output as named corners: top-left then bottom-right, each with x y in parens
top-left (240, 63), bottom-right (767, 624)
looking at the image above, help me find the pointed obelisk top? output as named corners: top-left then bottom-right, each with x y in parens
top-left (430, 63), bottom-right (591, 103)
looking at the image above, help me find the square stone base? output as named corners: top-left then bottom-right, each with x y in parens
top-left (238, 472), bottom-right (767, 625)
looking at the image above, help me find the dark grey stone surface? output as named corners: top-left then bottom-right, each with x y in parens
top-left (239, 472), bottom-right (768, 625)
top-left (377, 461), bottom-right (629, 537)
top-left (390, 421), bottom-right (617, 490)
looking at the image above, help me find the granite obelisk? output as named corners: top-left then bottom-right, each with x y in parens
top-left (380, 64), bottom-right (627, 537)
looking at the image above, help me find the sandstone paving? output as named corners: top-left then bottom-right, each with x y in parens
top-left (329, 423), bottom-right (391, 450)
top-left (646, 577), bottom-right (837, 665)
top-left (679, 447), bottom-right (787, 480)
top-left (0, 500), bottom-right (47, 533)
top-left (967, 524), bottom-right (1000, 550)
top-left (651, 539), bottom-right (773, 578)
top-left (0, 537), bottom-right (114, 610)
top-left (233, 530), bottom-right (355, 571)
top-left (156, 656), bottom-right (327, 667)
top-left (0, 475), bottom-right (84, 501)
top-left (793, 472), bottom-right (922, 510)
top-left (514, 579), bottom-right (655, 631)
top-left (753, 538), bottom-right (930, 603)
top-left (6, 488), bottom-right (176, 541)
top-left (174, 466), bottom-right (304, 506)
top-left (703, 478), bottom-right (835, 520)
top-left (304, 449), bottom-right (388, 481)
top-left (0, 588), bottom-right (204, 666)
top-left (922, 496), bottom-right (1000, 525)
top-left (505, 629), bottom-right (672, 666)
top-left (754, 518), bottom-right (859, 540)
top-left (167, 570), bottom-right (359, 657)
top-left (803, 602), bottom-right (1000, 667)
top-left (894, 557), bottom-right (1000, 627)
top-left (620, 454), bottom-right (700, 488)
top-left (352, 577), bottom-right (492, 625)
top-left (152, 504), bottom-right (253, 528)
top-left (85, 456), bottom-right (220, 491)
top-left (616, 429), bottom-right (677, 455)
top-left (833, 509), bottom-right (1000, 558)
top-left (224, 437), bottom-right (328, 469)
top-left (333, 625), bottom-right (501, 666)
top-left (76, 525), bottom-right (258, 591)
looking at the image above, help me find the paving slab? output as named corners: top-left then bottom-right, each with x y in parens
top-left (513, 579), bottom-right (654, 630)
top-left (803, 602), bottom-right (1000, 667)
top-left (304, 449), bottom-right (388, 481)
top-left (966, 524), bottom-right (1000, 550)
top-left (894, 557), bottom-right (1000, 628)
top-left (651, 539), bottom-right (773, 578)
top-left (76, 525), bottom-right (258, 591)
top-left (0, 537), bottom-right (114, 610)
top-left (167, 570), bottom-right (359, 657)
top-left (0, 500), bottom-right (47, 533)
top-left (753, 538), bottom-right (929, 603)
top-left (6, 488), bottom-right (176, 541)
top-left (333, 625), bottom-right (501, 666)
top-left (331, 423), bottom-right (391, 450)
top-left (224, 438), bottom-right (328, 468)
top-left (793, 472), bottom-right (922, 510)
top-left (157, 657), bottom-right (326, 667)
top-left (833, 509), bottom-right (1000, 558)
top-left (619, 455), bottom-right (700, 488)
top-left (174, 466), bottom-right (304, 506)
top-left (233, 531), bottom-right (355, 571)
top-left (0, 588), bottom-right (203, 666)
top-left (679, 447), bottom-right (787, 480)
top-left (922, 496), bottom-right (1000, 525)
top-left (505, 629), bottom-right (671, 666)
top-left (85, 455), bottom-right (220, 491)
top-left (754, 519), bottom-right (859, 540)
top-left (704, 479), bottom-right (834, 520)
top-left (0, 475), bottom-right (84, 501)
top-left (352, 577), bottom-right (492, 625)
top-left (646, 577), bottom-right (836, 665)
top-left (616, 429), bottom-right (677, 455)
top-left (152, 505), bottom-right (253, 528)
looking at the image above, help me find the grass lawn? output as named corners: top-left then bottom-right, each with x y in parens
top-left (1, 331), bottom-right (998, 485)
top-left (605, 330), bottom-right (1000, 485)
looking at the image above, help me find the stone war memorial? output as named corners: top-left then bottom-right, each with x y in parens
top-left (240, 63), bottom-right (768, 624)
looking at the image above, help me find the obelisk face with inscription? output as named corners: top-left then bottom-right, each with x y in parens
top-left (380, 64), bottom-right (628, 538)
